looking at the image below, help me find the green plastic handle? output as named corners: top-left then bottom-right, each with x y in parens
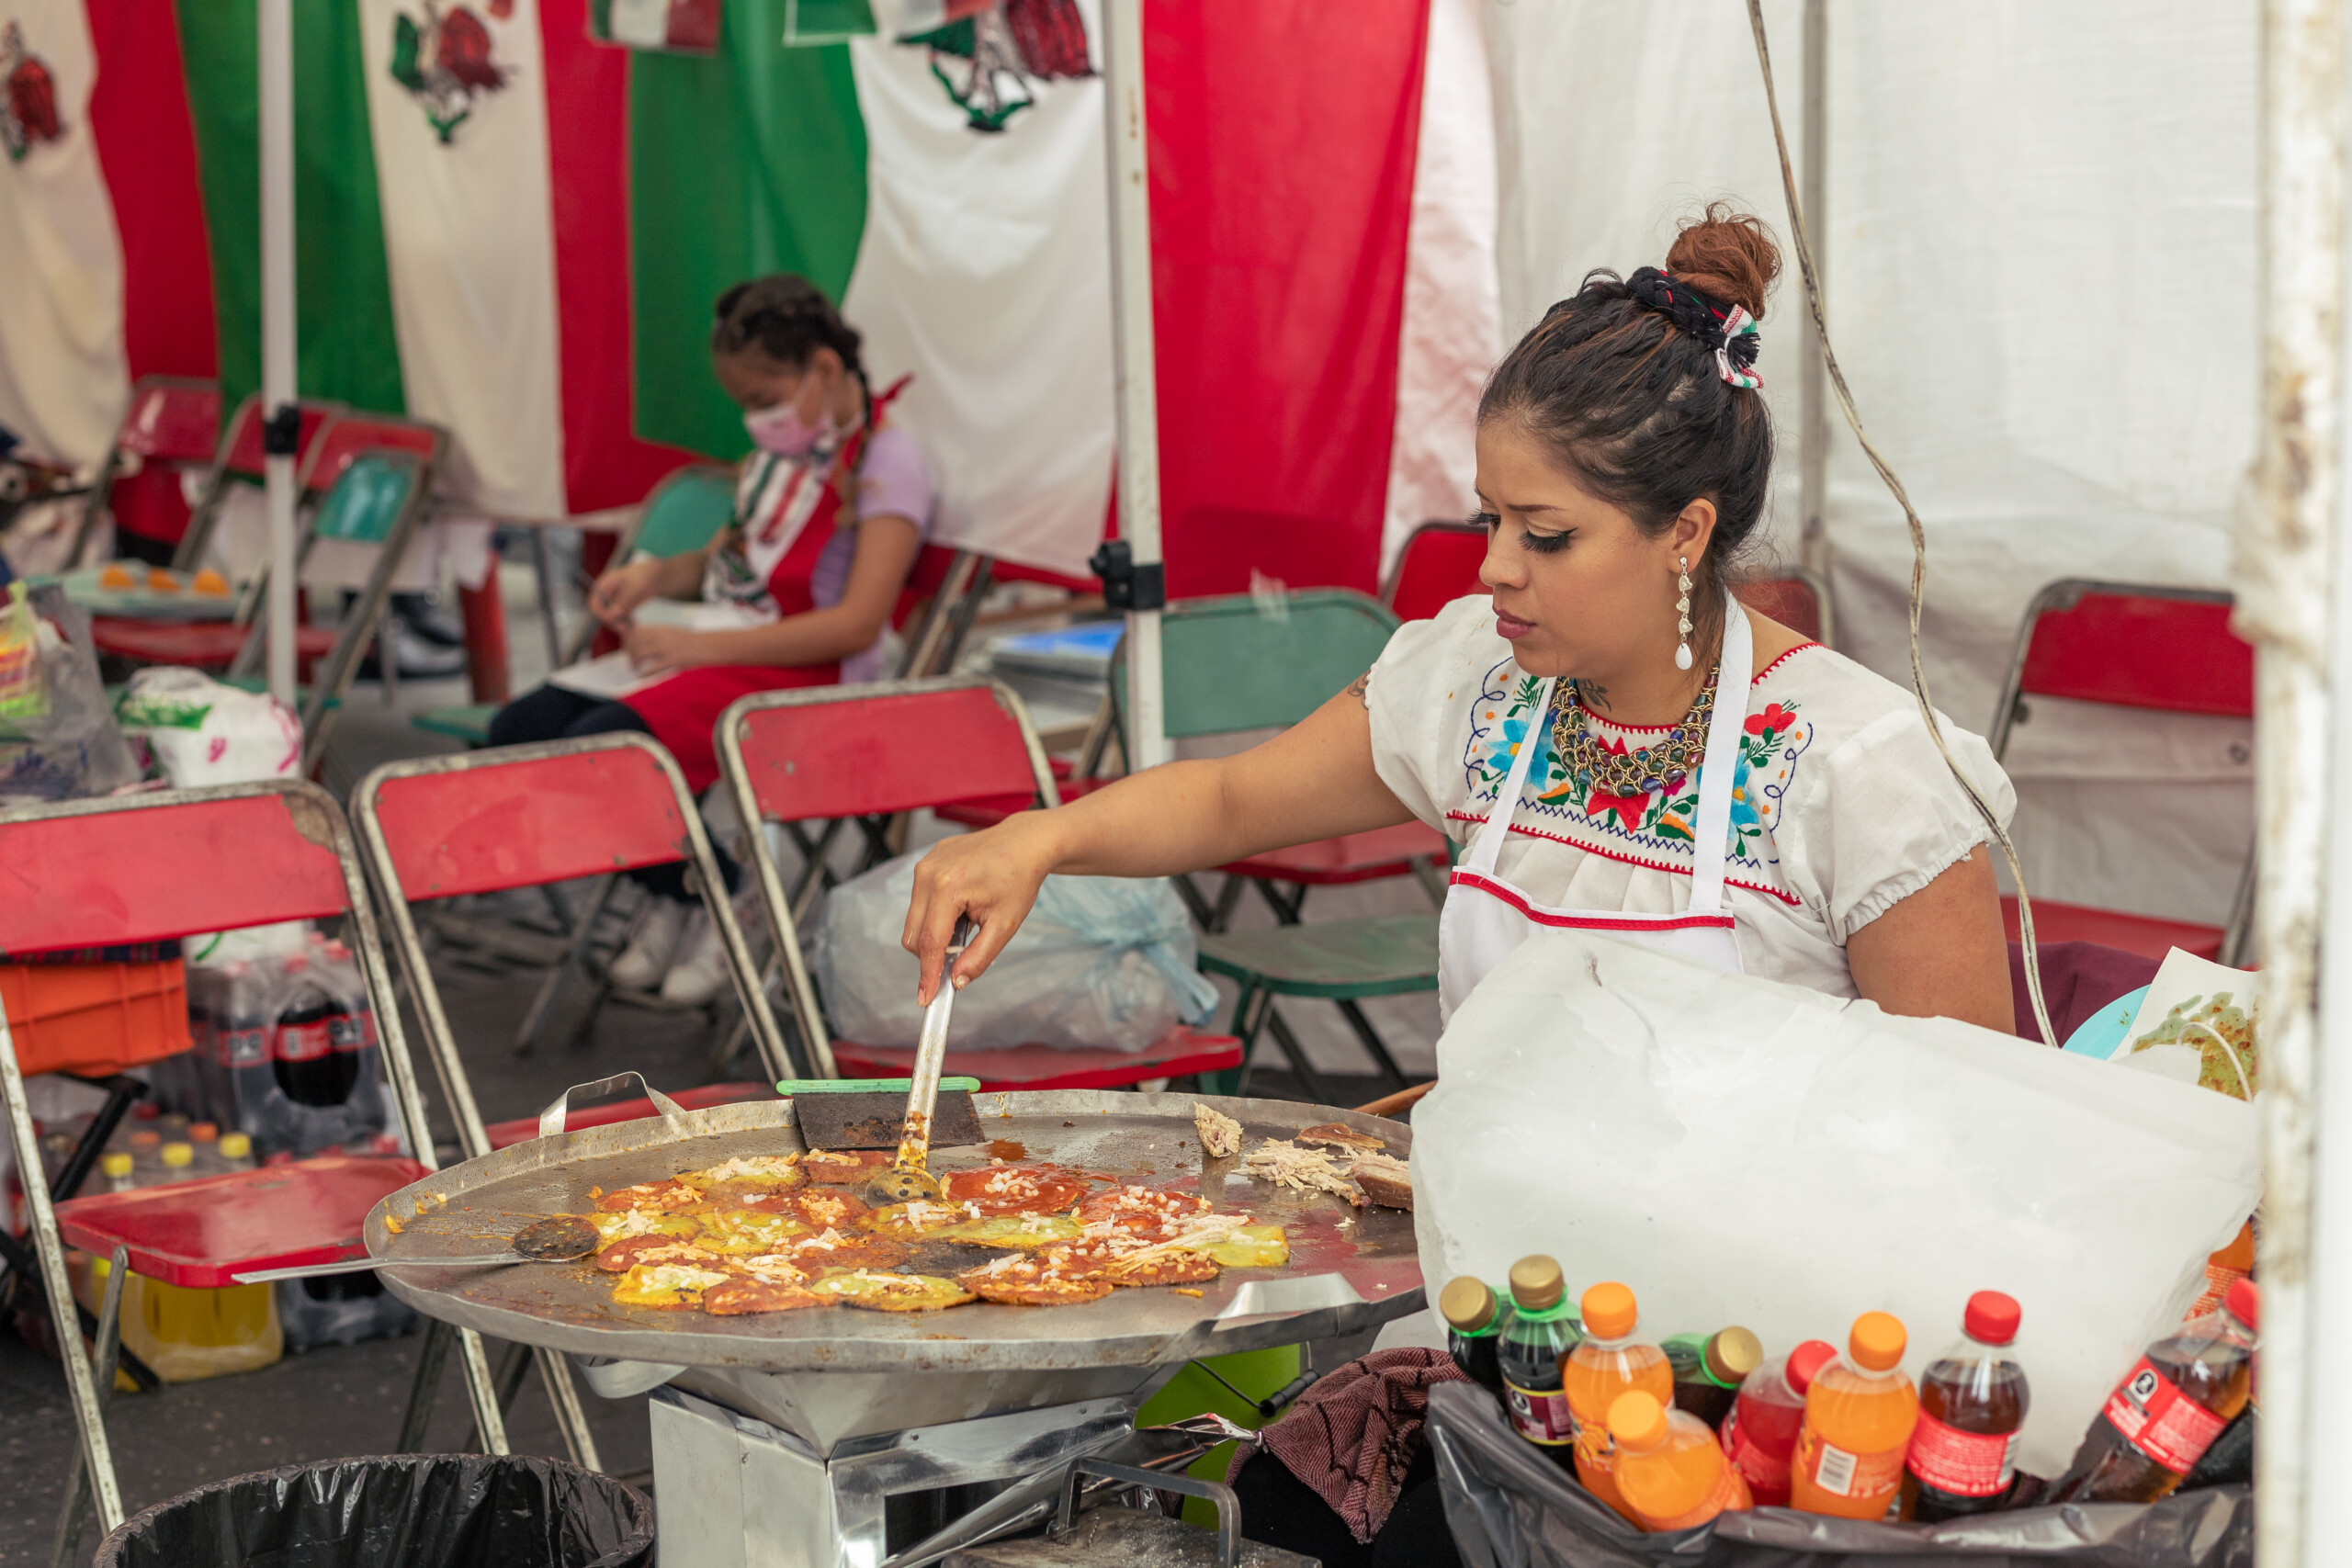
top-left (775, 1078), bottom-right (982, 1095)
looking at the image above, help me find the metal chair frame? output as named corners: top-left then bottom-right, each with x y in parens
top-left (167, 394), bottom-right (346, 573)
top-left (718, 676), bottom-right (1065, 1079)
top-left (1988, 578), bottom-right (2256, 967)
top-left (0, 780), bottom-right (511, 1541)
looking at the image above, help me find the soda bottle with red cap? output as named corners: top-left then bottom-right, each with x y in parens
top-left (1902, 1291), bottom-right (2030, 1520)
top-left (2054, 1279), bottom-right (2258, 1505)
top-left (1722, 1338), bottom-right (1839, 1506)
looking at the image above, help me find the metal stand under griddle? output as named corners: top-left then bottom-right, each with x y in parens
top-left (369, 1090), bottom-right (1422, 1568)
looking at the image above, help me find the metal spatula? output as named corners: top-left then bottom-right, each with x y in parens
top-left (867, 915), bottom-right (976, 1202)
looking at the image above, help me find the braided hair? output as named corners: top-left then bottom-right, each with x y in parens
top-left (711, 275), bottom-right (866, 386)
top-left (1478, 204), bottom-right (1781, 609)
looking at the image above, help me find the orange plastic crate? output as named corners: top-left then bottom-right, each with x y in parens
top-left (1, 960), bottom-right (193, 1077)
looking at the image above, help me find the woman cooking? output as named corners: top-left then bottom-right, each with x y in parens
top-left (901, 208), bottom-right (2015, 1032)
top-left (901, 209), bottom-right (2015, 1567)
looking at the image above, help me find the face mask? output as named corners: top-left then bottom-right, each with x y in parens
top-left (742, 399), bottom-right (834, 458)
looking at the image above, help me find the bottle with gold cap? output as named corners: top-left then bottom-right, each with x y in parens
top-left (100, 1151), bottom-right (137, 1195)
top-left (1791, 1311), bottom-right (1919, 1518)
top-left (1440, 1276), bottom-right (1510, 1397)
top-left (1607, 1390), bottom-right (1754, 1531)
top-left (1497, 1256), bottom-right (1583, 1467)
top-left (1564, 1281), bottom-right (1674, 1522)
top-left (1664, 1327), bottom-right (1763, 1428)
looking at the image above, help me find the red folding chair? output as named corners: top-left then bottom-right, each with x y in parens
top-left (0, 781), bottom-right (510, 1539)
top-left (69, 376), bottom-right (223, 565)
top-left (353, 728), bottom-right (794, 1100)
top-left (164, 394), bottom-right (344, 572)
top-left (718, 676), bottom-right (1246, 1089)
top-left (1989, 580), bottom-right (2256, 965)
top-left (1735, 569), bottom-right (1836, 648)
top-left (1383, 519), bottom-right (1488, 623)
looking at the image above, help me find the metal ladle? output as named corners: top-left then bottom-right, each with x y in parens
top-left (230, 1214), bottom-right (601, 1284)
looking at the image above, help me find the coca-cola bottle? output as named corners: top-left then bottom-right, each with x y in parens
top-left (2054, 1280), bottom-right (2257, 1504)
top-left (1903, 1291), bottom-right (2030, 1520)
top-left (271, 954), bottom-right (343, 1108)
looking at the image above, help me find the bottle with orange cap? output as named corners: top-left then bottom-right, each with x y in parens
top-left (1606, 1390), bottom-right (1754, 1531)
top-left (1563, 1281), bottom-right (1674, 1521)
top-left (1789, 1311), bottom-right (1919, 1519)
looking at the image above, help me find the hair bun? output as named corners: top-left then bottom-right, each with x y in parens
top-left (1664, 203), bottom-right (1781, 322)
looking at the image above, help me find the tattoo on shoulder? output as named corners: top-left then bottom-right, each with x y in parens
top-left (1344, 670), bottom-right (1372, 707)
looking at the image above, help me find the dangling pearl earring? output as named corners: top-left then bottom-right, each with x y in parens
top-left (1674, 558), bottom-right (1694, 671)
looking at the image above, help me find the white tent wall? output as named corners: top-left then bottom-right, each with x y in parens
top-left (1487, 1), bottom-right (2258, 929)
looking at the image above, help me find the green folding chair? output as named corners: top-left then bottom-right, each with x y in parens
top-left (1113, 589), bottom-right (1441, 1102)
top-left (412, 463), bottom-right (738, 745)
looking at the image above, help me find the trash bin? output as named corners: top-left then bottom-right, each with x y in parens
top-left (92, 1454), bottom-right (654, 1568)
top-left (1426, 1382), bottom-right (2254, 1568)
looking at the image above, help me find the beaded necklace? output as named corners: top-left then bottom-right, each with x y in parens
top-left (1549, 663), bottom-right (1721, 797)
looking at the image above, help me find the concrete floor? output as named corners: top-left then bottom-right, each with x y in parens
top-left (1, 559), bottom-right (1437, 1560)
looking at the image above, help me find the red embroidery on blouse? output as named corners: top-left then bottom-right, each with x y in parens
top-left (1444, 809), bottom-right (1806, 908)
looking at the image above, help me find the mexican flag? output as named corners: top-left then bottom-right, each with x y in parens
top-left (3, 0), bottom-right (1496, 586)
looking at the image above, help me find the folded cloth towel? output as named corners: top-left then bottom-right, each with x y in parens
top-left (1227, 1348), bottom-right (1467, 1544)
top-left (2009, 939), bottom-right (2164, 1043)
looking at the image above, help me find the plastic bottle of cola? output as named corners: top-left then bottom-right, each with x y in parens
top-left (1440, 1276), bottom-right (1510, 1397)
top-left (1563, 1281), bottom-right (1674, 1523)
top-left (1903, 1291), bottom-right (2030, 1520)
top-left (271, 955), bottom-right (344, 1108)
top-left (1497, 1256), bottom-right (1582, 1468)
top-left (1723, 1338), bottom-right (1838, 1506)
top-left (2055, 1279), bottom-right (2258, 1504)
top-left (1791, 1312), bottom-right (1919, 1519)
top-left (1608, 1390), bottom-right (1754, 1531)
top-left (1665, 1326), bottom-right (1764, 1429)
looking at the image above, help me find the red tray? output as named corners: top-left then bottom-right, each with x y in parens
top-left (53, 1154), bottom-right (427, 1288)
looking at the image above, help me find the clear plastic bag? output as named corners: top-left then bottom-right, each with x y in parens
top-left (811, 852), bottom-right (1219, 1052)
top-left (0, 583), bottom-right (137, 802)
top-left (1413, 931), bottom-right (2261, 1480)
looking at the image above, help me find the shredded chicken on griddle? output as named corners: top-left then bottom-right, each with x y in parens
top-left (1241, 1137), bottom-right (1365, 1205)
top-left (1193, 1103), bottom-right (1243, 1158)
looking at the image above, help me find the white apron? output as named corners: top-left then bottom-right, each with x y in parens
top-left (1437, 599), bottom-right (1753, 1022)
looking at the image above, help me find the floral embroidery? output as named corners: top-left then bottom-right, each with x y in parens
top-left (1459, 655), bottom-right (1815, 883)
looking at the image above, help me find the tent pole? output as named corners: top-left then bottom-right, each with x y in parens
top-left (1797, 0), bottom-right (1828, 579)
top-left (1099, 0), bottom-right (1172, 771)
top-left (258, 0), bottom-right (298, 707)
top-left (2247, 2), bottom-right (2346, 1563)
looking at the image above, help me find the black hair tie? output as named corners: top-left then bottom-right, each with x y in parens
top-left (1625, 267), bottom-right (1762, 389)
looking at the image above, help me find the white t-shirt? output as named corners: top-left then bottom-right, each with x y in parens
top-left (1367, 594), bottom-right (2018, 998)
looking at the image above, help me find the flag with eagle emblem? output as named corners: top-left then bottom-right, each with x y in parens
top-left (6, 0), bottom-right (1487, 595)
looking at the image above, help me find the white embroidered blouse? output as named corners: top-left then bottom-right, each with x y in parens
top-left (1366, 594), bottom-right (2018, 998)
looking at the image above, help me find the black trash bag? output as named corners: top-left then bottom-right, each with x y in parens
top-left (1426, 1382), bottom-right (2252, 1568)
top-left (91, 1454), bottom-right (654, 1568)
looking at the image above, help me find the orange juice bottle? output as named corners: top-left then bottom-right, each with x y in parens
top-left (1790, 1311), bottom-right (1919, 1518)
top-left (1608, 1390), bottom-right (1754, 1531)
top-left (1563, 1281), bottom-right (1673, 1522)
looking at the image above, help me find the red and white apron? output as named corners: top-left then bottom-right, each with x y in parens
top-left (622, 378), bottom-right (907, 794)
top-left (1437, 598), bottom-right (1753, 1023)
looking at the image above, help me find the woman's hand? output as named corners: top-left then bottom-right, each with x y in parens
top-left (902, 815), bottom-right (1060, 1004)
top-left (589, 558), bottom-right (665, 626)
top-left (624, 623), bottom-right (710, 677)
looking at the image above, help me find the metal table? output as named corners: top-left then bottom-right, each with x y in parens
top-left (371, 1089), bottom-right (1422, 1567)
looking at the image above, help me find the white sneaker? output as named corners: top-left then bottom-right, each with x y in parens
top-left (660, 908), bottom-right (729, 1007)
top-left (609, 897), bottom-right (689, 991)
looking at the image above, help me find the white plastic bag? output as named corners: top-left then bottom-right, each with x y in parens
top-left (812, 853), bottom-right (1218, 1052)
top-left (1410, 930), bottom-right (2260, 1478)
top-left (114, 667), bottom-right (301, 786)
